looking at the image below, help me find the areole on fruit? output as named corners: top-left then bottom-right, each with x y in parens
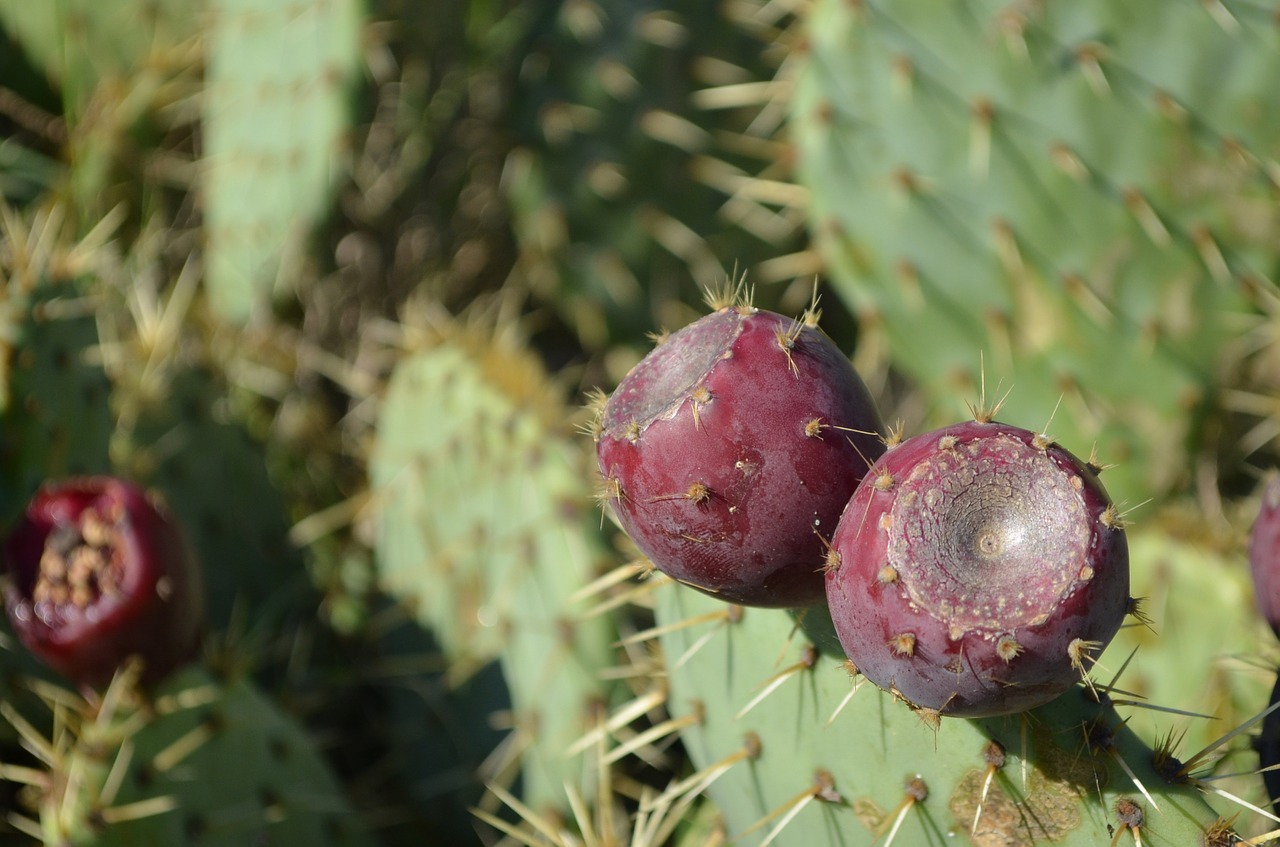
top-left (595, 300), bottom-right (885, 608)
top-left (825, 420), bottom-right (1130, 717)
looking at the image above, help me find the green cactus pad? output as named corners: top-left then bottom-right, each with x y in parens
top-left (202, 0), bottom-right (360, 321)
top-left (0, 283), bottom-right (112, 531)
top-left (505, 0), bottom-right (805, 351)
top-left (651, 576), bottom-right (1240, 846)
top-left (0, 0), bottom-right (197, 114)
top-left (369, 331), bottom-right (615, 811)
top-left (112, 364), bottom-right (314, 636)
top-left (790, 0), bottom-right (1279, 504)
top-left (0, 665), bottom-right (374, 846)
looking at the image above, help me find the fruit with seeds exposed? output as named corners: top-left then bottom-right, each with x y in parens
top-left (596, 302), bottom-right (884, 607)
top-left (1, 477), bottom-right (204, 689)
top-left (1249, 475), bottom-right (1280, 639)
top-left (825, 420), bottom-right (1129, 717)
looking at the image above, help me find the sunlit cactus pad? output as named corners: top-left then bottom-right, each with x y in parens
top-left (791, 0), bottom-right (1280, 503)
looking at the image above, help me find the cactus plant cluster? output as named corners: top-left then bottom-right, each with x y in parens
top-left (1, 1), bottom-right (1280, 846)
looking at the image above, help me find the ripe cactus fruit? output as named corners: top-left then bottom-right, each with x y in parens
top-left (826, 420), bottom-right (1129, 717)
top-left (1249, 475), bottom-right (1280, 638)
top-left (1, 477), bottom-right (204, 689)
top-left (596, 301), bottom-right (884, 607)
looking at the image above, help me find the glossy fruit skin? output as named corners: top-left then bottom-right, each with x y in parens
top-left (1250, 476), bottom-right (1280, 639)
top-left (825, 420), bottom-right (1129, 717)
top-left (597, 306), bottom-right (884, 608)
top-left (2, 477), bottom-right (204, 689)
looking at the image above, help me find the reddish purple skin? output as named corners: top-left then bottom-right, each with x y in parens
top-left (597, 307), bottom-right (884, 608)
top-left (2, 477), bottom-right (205, 689)
top-left (826, 421), bottom-right (1128, 717)
top-left (1250, 476), bottom-right (1280, 639)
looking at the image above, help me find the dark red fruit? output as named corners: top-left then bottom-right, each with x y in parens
top-left (1250, 476), bottom-right (1280, 639)
top-left (825, 420), bottom-right (1129, 717)
top-left (2, 477), bottom-right (204, 689)
top-left (595, 304), bottom-right (884, 608)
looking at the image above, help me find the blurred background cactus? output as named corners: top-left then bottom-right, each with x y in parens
top-left (0, 0), bottom-right (1279, 845)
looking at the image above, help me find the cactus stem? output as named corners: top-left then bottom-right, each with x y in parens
top-left (735, 643), bottom-right (818, 719)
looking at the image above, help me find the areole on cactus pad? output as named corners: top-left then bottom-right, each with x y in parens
top-left (595, 296), bottom-right (885, 608)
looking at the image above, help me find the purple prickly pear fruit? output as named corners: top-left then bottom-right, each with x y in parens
top-left (825, 420), bottom-right (1129, 717)
top-left (2, 477), bottom-right (204, 689)
top-left (596, 304), bottom-right (885, 608)
top-left (1251, 476), bottom-right (1280, 638)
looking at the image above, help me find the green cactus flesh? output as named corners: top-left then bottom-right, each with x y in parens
top-left (505, 0), bottom-right (805, 350)
top-left (640, 525), bottom-right (1274, 845)
top-left (0, 282), bottom-right (112, 532)
top-left (369, 333), bottom-right (616, 812)
top-left (202, 0), bottom-right (361, 321)
top-left (790, 0), bottom-right (1279, 504)
top-left (0, 0), bottom-right (197, 116)
top-left (0, 665), bottom-right (373, 846)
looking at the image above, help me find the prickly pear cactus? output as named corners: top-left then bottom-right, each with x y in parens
top-left (647, 561), bottom-right (1250, 846)
top-left (0, 279), bottom-right (112, 531)
top-left (202, 0), bottom-right (361, 321)
top-left (0, 0), bottom-right (197, 116)
top-left (0, 664), bottom-right (374, 846)
top-left (369, 327), bottom-right (616, 814)
top-left (790, 0), bottom-right (1280, 504)
top-left (505, 0), bottom-right (805, 350)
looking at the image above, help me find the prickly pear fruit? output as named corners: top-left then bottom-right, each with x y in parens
top-left (826, 420), bottom-right (1128, 717)
top-left (1, 477), bottom-right (204, 689)
top-left (596, 303), bottom-right (884, 607)
top-left (1249, 475), bottom-right (1280, 638)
